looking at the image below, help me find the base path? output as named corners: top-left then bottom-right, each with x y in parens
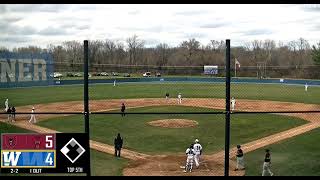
top-left (1, 98), bottom-right (319, 176)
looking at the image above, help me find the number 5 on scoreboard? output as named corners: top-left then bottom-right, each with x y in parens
top-left (46, 135), bottom-right (53, 148)
top-left (45, 153), bottom-right (54, 166)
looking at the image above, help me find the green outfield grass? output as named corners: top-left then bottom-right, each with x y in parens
top-left (243, 128), bottom-right (320, 176)
top-left (37, 106), bottom-right (307, 155)
top-left (1, 83), bottom-right (320, 107)
top-left (0, 122), bottom-right (128, 176)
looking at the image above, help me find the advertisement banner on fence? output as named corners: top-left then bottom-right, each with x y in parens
top-left (204, 65), bottom-right (218, 75)
top-left (0, 52), bottom-right (54, 88)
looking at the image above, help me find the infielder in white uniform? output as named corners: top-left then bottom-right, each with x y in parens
top-left (231, 97), bottom-right (236, 111)
top-left (29, 107), bottom-right (36, 124)
top-left (5, 99), bottom-right (9, 112)
top-left (305, 83), bottom-right (308, 92)
top-left (184, 144), bottom-right (196, 173)
top-left (235, 145), bottom-right (245, 171)
top-left (262, 149), bottom-right (273, 176)
top-left (178, 93), bottom-right (182, 104)
top-left (193, 139), bottom-right (202, 168)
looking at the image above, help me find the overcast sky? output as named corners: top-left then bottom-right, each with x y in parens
top-left (1, 4), bottom-right (320, 49)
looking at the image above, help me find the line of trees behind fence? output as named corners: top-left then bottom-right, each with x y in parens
top-left (1, 35), bottom-right (320, 79)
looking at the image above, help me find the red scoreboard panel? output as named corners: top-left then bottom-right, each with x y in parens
top-left (1, 133), bottom-right (89, 175)
top-left (2, 133), bottom-right (56, 150)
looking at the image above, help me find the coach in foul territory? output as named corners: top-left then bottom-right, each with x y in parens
top-left (114, 133), bottom-right (123, 157)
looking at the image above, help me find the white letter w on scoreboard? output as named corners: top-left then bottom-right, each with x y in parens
top-left (2, 152), bottom-right (21, 166)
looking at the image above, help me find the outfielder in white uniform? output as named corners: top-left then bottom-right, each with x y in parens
top-left (184, 144), bottom-right (196, 173)
top-left (305, 83), bottom-right (308, 92)
top-left (193, 139), bottom-right (202, 168)
top-left (231, 97), bottom-right (236, 111)
top-left (29, 107), bottom-right (36, 124)
top-left (5, 99), bottom-right (9, 112)
top-left (114, 80), bottom-right (116, 87)
top-left (178, 93), bottom-right (182, 104)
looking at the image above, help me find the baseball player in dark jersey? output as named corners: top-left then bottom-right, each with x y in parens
top-left (262, 149), bottom-right (274, 176)
top-left (165, 92), bottom-right (169, 102)
top-left (235, 145), bottom-right (245, 171)
top-left (114, 133), bottom-right (123, 157)
top-left (11, 106), bottom-right (16, 122)
top-left (6, 107), bottom-right (12, 122)
top-left (121, 103), bottom-right (126, 117)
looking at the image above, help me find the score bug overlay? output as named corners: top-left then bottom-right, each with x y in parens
top-left (1, 133), bottom-right (89, 174)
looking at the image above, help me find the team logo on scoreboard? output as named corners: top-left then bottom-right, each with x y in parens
top-left (60, 138), bottom-right (86, 163)
top-left (34, 135), bottom-right (41, 149)
top-left (5, 136), bottom-right (17, 148)
top-left (1, 150), bottom-right (56, 168)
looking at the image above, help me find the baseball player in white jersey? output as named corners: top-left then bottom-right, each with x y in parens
top-left (262, 149), bottom-right (273, 176)
top-left (178, 93), bottom-right (182, 104)
top-left (193, 139), bottom-right (202, 168)
top-left (114, 80), bottom-right (116, 87)
top-left (5, 99), bottom-right (9, 112)
top-left (305, 83), bottom-right (308, 92)
top-left (235, 145), bottom-right (245, 171)
top-left (29, 107), bottom-right (36, 124)
top-left (184, 144), bottom-right (196, 173)
top-left (231, 97), bottom-right (236, 111)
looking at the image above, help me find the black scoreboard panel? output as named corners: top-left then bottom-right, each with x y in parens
top-left (1, 133), bottom-right (89, 175)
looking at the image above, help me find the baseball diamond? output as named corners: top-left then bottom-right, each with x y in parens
top-left (1, 80), bottom-right (320, 176)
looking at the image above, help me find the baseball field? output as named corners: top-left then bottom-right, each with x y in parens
top-left (1, 81), bottom-right (320, 176)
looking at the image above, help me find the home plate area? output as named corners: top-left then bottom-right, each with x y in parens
top-left (122, 155), bottom-right (244, 176)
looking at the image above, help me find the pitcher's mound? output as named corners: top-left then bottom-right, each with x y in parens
top-left (148, 119), bottom-right (198, 128)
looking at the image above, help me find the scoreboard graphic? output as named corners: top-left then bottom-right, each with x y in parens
top-left (1, 133), bottom-right (89, 174)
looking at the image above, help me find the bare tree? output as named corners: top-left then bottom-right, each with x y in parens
top-left (126, 35), bottom-right (145, 65)
top-left (0, 47), bottom-right (9, 53)
top-left (154, 43), bottom-right (170, 69)
top-left (115, 41), bottom-right (126, 65)
top-left (62, 41), bottom-right (82, 71)
top-left (180, 38), bottom-right (201, 64)
top-left (100, 39), bottom-right (116, 64)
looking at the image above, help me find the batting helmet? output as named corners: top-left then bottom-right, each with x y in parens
top-left (195, 139), bottom-right (199, 143)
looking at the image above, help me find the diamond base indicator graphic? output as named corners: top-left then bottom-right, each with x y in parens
top-left (60, 138), bottom-right (86, 163)
top-left (55, 133), bottom-right (89, 174)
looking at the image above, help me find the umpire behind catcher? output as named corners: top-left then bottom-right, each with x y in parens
top-left (114, 133), bottom-right (123, 157)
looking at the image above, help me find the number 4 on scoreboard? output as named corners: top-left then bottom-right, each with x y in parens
top-left (45, 153), bottom-right (53, 166)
